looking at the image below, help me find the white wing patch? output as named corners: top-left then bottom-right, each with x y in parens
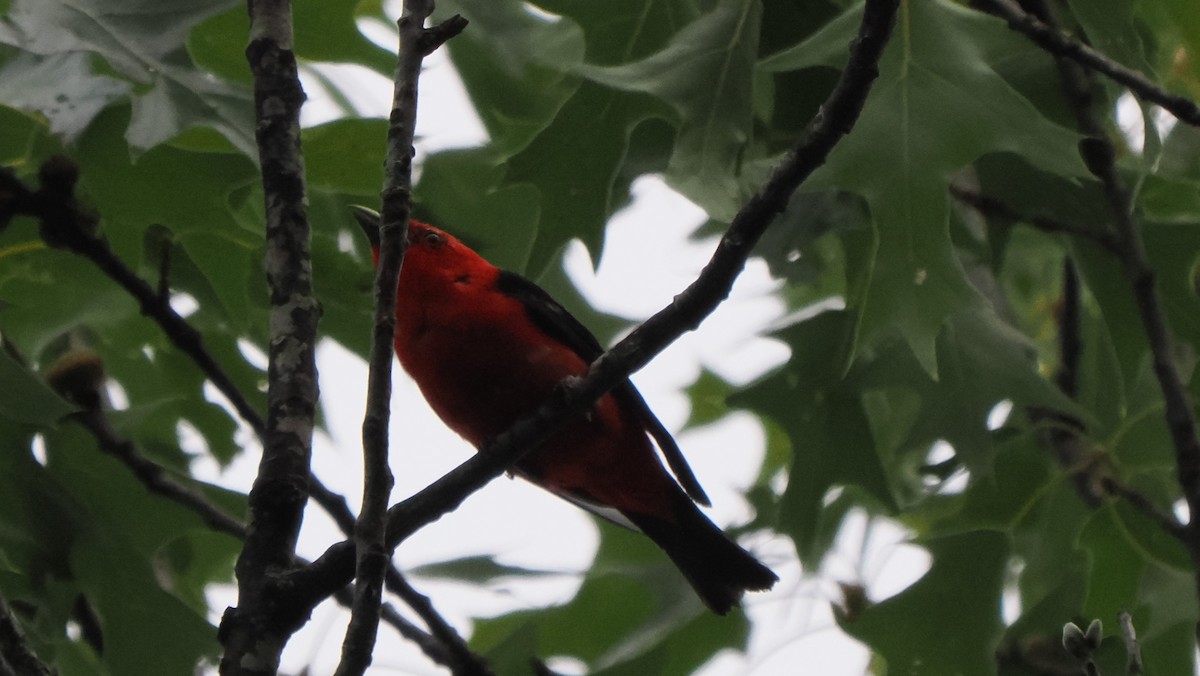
top-left (559, 492), bottom-right (640, 531)
top-left (515, 473), bottom-right (641, 531)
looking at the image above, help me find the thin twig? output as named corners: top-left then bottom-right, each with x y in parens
top-left (385, 569), bottom-right (492, 676)
top-left (1025, 259), bottom-right (1104, 507)
top-left (331, 586), bottom-right (460, 672)
top-left (977, 0), bottom-right (1200, 127)
top-left (336, 3), bottom-right (466, 675)
top-left (1101, 477), bottom-right (1187, 541)
top-left (285, 0), bottom-right (899, 624)
top-left (949, 185), bottom-right (1119, 254)
top-left (76, 407), bottom-right (248, 539)
top-left (0, 596), bottom-right (53, 676)
top-left (1056, 258), bottom-right (1082, 399)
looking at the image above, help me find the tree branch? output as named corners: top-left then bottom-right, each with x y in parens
top-left (1, 159), bottom-right (364, 544)
top-left (71, 391), bottom-right (485, 674)
top-left (76, 406), bottom-right (248, 539)
top-left (949, 185), bottom-right (1119, 255)
top-left (0, 596), bottom-right (53, 676)
top-left (1101, 477), bottom-right (1187, 541)
top-left (287, 0), bottom-right (899, 625)
top-left (1008, 0), bottom-right (1200, 643)
top-left (385, 569), bottom-right (492, 676)
top-left (220, 0), bottom-right (320, 672)
top-left (338, 1), bottom-right (466, 673)
top-left (0, 160), bottom-right (266, 437)
top-left (2, 156), bottom-right (489, 676)
top-left (977, 0), bottom-right (1200, 127)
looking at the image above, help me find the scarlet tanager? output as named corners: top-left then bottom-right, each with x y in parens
top-left (353, 207), bottom-right (777, 614)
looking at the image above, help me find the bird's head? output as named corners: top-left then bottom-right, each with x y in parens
top-left (349, 205), bottom-right (494, 289)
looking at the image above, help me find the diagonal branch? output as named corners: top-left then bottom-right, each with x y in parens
top-left (384, 569), bottom-right (491, 676)
top-left (2, 159), bottom-right (360, 539)
top-left (286, 0), bottom-right (900, 624)
top-left (29, 339), bottom-right (487, 674)
top-left (337, 1), bottom-right (467, 673)
top-left (0, 161), bottom-right (489, 676)
top-left (977, 0), bottom-right (1200, 127)
top-left (0, 160), bottom-right (265, 437)
top-left (76, 405), bottom-right (248, 539)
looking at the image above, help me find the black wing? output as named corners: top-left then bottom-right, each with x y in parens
top-left (496, 270), bottom-right (711, 507)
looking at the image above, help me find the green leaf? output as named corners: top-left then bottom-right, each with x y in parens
top-left (0, 348), bottom-right (75, 425)
top-left (157, 530), bottom-right (240, 613)
top-left (909, 304), bottom-right (1081, 469)
top-left (578, 0), bottom-right (761, 221)
top-left (472, 522), bottom-right (747, 673)
top-left (304, 118), bottom-right (390, 196)
top-left (1067, 0), bottom-right (1155, 74)
top-left (0, 53), bottom-right (129, 141)
top-left (682, 369), bottom-right (736, 429)
top-left (0, 104), bottom-right (58, 166)
top-left (751, 190), bottom-right (871, 295)
top-left (0, 0), bottom-right (253, 153)
top-left (186, 5), bottom-right (251, 84)
top-left (72, 529), bottom-right (218, 674)
top-left (505, 81), bottom-right (663, 273)
top-left (0, 426), bottom-right (83, 584)
top-left (416, 149), bottom-right (542, 273)
top-left (1158, 121), bottom-right (1200, 182)
top-left (292, 0), bottom-right (395, 73)
top-left (408, 555), bottom-right (556, 584)
top-left (839, 530), bottom-right (1009, 676)
top-left (732, 310), bottom-right (893, 564)
top-left (767, 0), bottom-right (1088, 372)
top-left (929, 432), bottom-right (1055, 533)
top-left (176, 230), bottom-right (258, 328)
top-left (500, 0), bottom-right (710, 271)
top-left (0, 245), bottom-right (140, 358)
top-left (438, 0), bottom-right (585, 154)
top-left (1079, 508), bottom-right (1150, 621)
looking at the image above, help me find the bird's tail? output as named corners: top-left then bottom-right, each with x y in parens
top-left (627, 499), bottom-right (777, 615)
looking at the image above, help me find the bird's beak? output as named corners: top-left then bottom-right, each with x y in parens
top-left (349, 205), bottom-right (381, 249)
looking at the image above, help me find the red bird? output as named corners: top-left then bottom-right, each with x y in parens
top-left (353, 207), bottom-right (777, 613)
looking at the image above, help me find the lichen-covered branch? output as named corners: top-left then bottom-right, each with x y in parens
top-left (219, 0), bottom-right (319, 672)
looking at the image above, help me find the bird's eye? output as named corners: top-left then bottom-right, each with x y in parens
top-left (409, 227), bottom-right (445, 248)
